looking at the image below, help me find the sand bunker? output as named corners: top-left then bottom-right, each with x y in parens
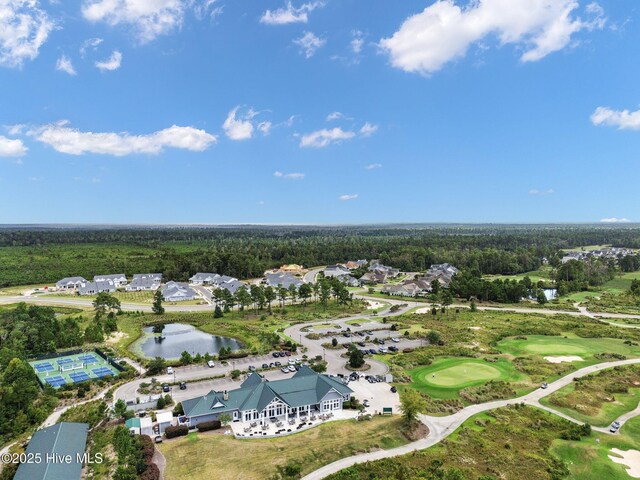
top-left (413, 307), bottom-right (430, 314)
top-left (609, 448), bottom-right (640, 478)
top-left (544, 355), bottom-right (584, 364)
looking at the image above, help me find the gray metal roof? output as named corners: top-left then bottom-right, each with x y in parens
top-left (265, 272), bottom-right (303, 289)
top-left (14, 422), bottom-right (88, 480)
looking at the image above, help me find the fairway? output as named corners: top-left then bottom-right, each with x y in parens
top-left (408, 357), bottom-right (521, 399)
top-left (498, 334), bottom-right (640, 361)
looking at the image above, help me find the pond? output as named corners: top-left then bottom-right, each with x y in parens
top-left (133, 323), bottom-right (243, 360)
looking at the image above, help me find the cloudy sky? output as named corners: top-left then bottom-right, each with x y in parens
top-left (0, 0), bottom-right (638, 224)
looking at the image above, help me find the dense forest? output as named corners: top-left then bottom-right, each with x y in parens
top-left (0, 225), bottom-right (639, 287)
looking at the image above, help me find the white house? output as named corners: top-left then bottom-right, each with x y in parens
top-left (93, 273), bottom-right (127, 287)
top-left (126, 274), bottom-right (162, 292)
top-left (55, 277), bottom-right (87, 291)
top-left (189, 273), bottom-right (220, 285)
top-left (161, 281), bottom-right (198, 302)
top-left (78, 279), bottom-right (117, 296)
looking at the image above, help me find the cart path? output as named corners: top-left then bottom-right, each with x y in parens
top-left (301, 357), bottom-right (640, 480)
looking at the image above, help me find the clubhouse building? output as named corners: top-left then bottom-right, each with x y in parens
top-left (181, 366), bottom-right (352, 427)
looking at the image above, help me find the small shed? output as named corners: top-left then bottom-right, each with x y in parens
top-left (156, 411), bottom-right (174, 434)
top-left (125, 417), bottom-right (153, 436)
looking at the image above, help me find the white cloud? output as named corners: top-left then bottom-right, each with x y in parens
top-left (600, 217), bottom-right (631, 223)
top-left (95, 50), bottom-right (122, 71)
top-left (0, 0), bottom-right (55, 68)
top-left (326, 111), bottom-right (344, 122)
top-left (56, 55), bottom-right (76, 75)
top-left (0, 135), bottom-right (27, 157)
top-left (359, 122), bottom-right (378, 137)
top-left (82, 0), bottom-right (185, 43)
top-left (339, 194), bottom-right (358, 201)
top-left (365, 163), bottom-right (382, 170)
top-left (300, 127), bottom-right (356, 148)
top-left (379, 0), bottom-right (606, 75)
top-left (590, 106), bottom-right (640, 130)
top-left (223, 107), bottom-right (255, 140)
top-left (260, 1), bottom-right (324, 25)
top-left (294, 31), bottom-right (325, 58)
top-left (274, 171), bottom-right (304, 180)
top-left (528, 188), bottom-right (555, 196)
top-left (351, 30), bottom-right (364, 53)
top-left (31, 121), bottom-right (217, 156)
top-left (193, 0), bottom-right (222, 21)
top-left (257, 121), bottom-right (272, 135)
top-left (80, 37), bottom-right (103, 57)
top-left (5, 124), bottom-right (25, 136)
top-left (300, 122), bottom-right (377, 148)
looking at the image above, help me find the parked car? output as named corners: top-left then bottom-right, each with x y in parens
top-left (154, 436), bottom-right (163, 444)
top-left (363, 400), bottom-right (370, 407)
top-left (288, 365), bottom-right (296, 372)
top-left (378, 347), bottom-right (387, 354)
top-left (179, 382), bottom-right (187, 390)
top-left (275, 361), bottom-right (282, 367)
top-left (284, 351), bottom-right (291, 357)
top-left (288, 359), bottom-right (296, 365)
top-left (207, 360), bottom-right (215, 368)
top-left (262, 363), bottom-right (269, 369)
top-left (366, 331), bottom-right (374, 335)
top-left (279, 351), bottom-right (286, 357)
top-left (357, 342), bottom-right (366, 347)
top-left (610, 424), bottom-right (619, 433)
top-left (343, 332), bottom-right (351, 338)
top-left (368, 348), bottom-right (377, 355)
top-left (166, 367), bottom-right (174, 375)
top-left (138, 411), bottom-right (147, 417)
top-left (162, 383), bottom-right (170, 392)
top-left (540, 382), bottom-right (549, 389)
top-left (390, 386), bottom-right (397, 393)
top-left (391, 337), bottom-right (400, 343)
top-left (388, 346), bottom-right (398, 352)
top-left (281, 367), bottom-right (290, 373)
top-left (613, 421), bottom-right (621, 428)
top-left (295, 358), bottom-right (301, 363)
top-left (248, 365), bottom-right (256, 372)
top-left (272, 352), bottom-right (280, 358)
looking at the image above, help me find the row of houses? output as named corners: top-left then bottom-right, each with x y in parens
top-left (189, 272), bottom-right (248, 295)
top-left (382, 263), bottom-right (459, 297)
top-left (561, 247), bottom-right (638, 264)
top-left (360, 261), bottom-right (401, 284)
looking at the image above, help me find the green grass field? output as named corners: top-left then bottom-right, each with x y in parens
top-left (407, 357), bottom-right (524, 399)
top-left (540, 364), bottom-right (640, 427)
top-left (552, 415), bottom-right (640, 479)
top-left (497, 334), bottom-right (640, 363)
top-left (482, 265), bottom-right (554, 284)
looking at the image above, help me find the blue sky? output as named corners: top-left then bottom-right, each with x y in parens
top-left (1, 0), bottom-right (639, 224)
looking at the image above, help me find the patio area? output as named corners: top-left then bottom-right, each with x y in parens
top-left (231, 409), bottom-right (359, 438)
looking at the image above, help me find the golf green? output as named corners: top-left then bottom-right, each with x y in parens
top-left (497, 335), bottom-right (640, 360)
top-left (408, 357), bottom-right (520, 399)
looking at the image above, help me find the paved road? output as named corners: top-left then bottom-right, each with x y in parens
top-left (301, 357), bottom-right (640, 480)
top-left (304, 267), bottom-right (324, 284)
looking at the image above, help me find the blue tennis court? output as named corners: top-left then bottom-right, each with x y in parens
top-left (34, 362), bottom-right (54, 372)
top-left (78, 354), bottom-right (99, 363)
top-left (57, 358), bottom-right (73, 365)
top-left (69, 372), bottom-right (90, 383)
top-left (45, 376), bottom-right (67, 388)
top-left (92, 367), bottom-right (115, 378)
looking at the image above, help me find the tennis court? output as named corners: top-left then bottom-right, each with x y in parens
top-left (29, 351), bottom-right (119, 388)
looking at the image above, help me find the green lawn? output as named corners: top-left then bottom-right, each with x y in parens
top-left (406, 357), bottom-right (524, 399)
top-left (497, 334), bottom-right (640, 363)
top-left (483, 265), bottom-right (554, 284)
top-left (540, 364), bottom-right (640, 427)
top-left (159, 416), bottom-right (410, 480)
top-left (552, 415), bottom-right (640, 480)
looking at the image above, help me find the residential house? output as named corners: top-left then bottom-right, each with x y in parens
top-left (336, 274), bottom-right (361, 287)
top-left (93, 273), bottom-right (127, 287)
top-left (162, 281), bottom-right (198, 302)
top-left (211, 275), bottom-right (238, 287)
top-left (382, 283), bottom-right (422, 297)
top-left (78, 279), bottom-right (117, 296)
top-left (368, 262), bottom-right (400, 278)
top-left (279, 264), bottom-right (304, 274)
top-left (323, 265), bottom-right (351, 278)
top-left (126, 273), bottom-right (162, 291)
top-left (156, 411), bottom-right (174, 434)
top-left (55, 277), bottom-right (87, 291)
top-left (265, 272), bottom-right (303, 290)
top-left (218, 279), bottom-right (247, 294)
top-left (189, 272), bottom-right (220, 285)
top-left (14, 422), bottom-right (89, 480)
top-left (360, 271), bottom-right (388, 284)
top-left (181, 366), bottom-right (352, 428)
top-left (343, 261), bottom-right (360, 270)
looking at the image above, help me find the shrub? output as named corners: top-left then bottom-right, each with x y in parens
top-left (165, 425), bottom-right (189, 439)
top-left (197, 420), bottom-right (221, 432)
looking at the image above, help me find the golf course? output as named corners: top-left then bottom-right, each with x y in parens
top-left (407, 357), bottom-right (523, 399)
